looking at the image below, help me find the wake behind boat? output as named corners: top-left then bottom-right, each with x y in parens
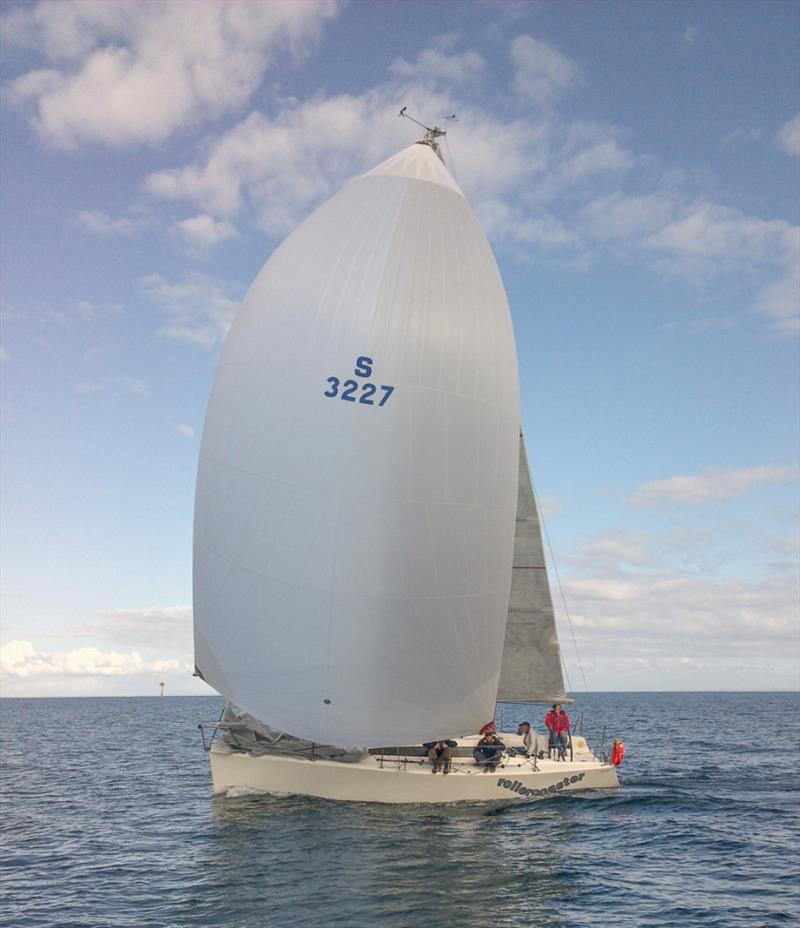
top-left (193, 118), bottom-right (621, 803)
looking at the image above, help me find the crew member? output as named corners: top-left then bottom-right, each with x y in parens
top-left (473, 730), bottom-right (505, 772)
top-left (516, 721), bottom-right (533, 755)
top-left (545, 704), bottom-right (571, 760)
top-left (426, 740), bottom-right (452, 774)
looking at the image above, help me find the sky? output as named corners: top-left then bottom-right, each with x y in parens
top-left (1, 0), bottom-right (798, 700)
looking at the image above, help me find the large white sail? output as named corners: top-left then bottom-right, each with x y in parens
top-left (193, 143), bottom-right (520, 747)
top-left (496, 433), bottom-right (571, 704)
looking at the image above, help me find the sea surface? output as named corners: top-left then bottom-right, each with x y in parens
top-left (1, 692), bottom-right (798, 928)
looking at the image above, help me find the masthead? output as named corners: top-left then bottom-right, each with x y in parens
top-left (398, 107), bottom-right (453, 163)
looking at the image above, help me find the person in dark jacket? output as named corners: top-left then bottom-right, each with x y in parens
top-left (473, 731), bottom-right (505, 771)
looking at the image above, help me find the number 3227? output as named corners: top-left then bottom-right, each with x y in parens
top-left (324, 378), bottom-right (394, 407)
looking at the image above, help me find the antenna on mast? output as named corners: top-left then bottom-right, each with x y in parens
top-left (398, 107), bottom-right (452, 162)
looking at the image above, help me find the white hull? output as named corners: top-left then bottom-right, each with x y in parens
top-left (209, 732), bottom-right (620, 804)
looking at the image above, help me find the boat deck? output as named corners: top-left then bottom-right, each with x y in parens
top-left (207, 728), bottom-right (619, 802)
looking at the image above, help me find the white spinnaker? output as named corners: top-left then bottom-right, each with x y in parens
top-left (193, 143), bottom-right (520, 747)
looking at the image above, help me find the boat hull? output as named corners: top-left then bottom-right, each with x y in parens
top-left (209, 740), bottom-right (619, 804)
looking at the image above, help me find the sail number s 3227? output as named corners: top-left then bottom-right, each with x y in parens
top-left (324, 356), bottom-right (395, 407)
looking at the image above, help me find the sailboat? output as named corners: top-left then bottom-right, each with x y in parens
top-left (193, 122), bottom-right (619, 802)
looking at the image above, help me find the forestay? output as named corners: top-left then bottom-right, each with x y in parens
top-left (496, 433), bottom-right (571, 705)
top-left (193, 143), bottom-right (520, 747)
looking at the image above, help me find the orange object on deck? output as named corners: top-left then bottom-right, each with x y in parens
top-left (610, 741), bottom-right (625, 766)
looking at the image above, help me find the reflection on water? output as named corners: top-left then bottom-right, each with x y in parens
top-left (2, 693), bottom-right (798, 928)
top-left (205, 790), bottom-right (574, 928)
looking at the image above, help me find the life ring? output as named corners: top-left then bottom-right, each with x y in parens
top-left (610, 741), bottom-right (625, 766)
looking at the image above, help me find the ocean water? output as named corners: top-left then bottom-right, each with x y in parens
top-left (1, 692), bottom-right (798, 928)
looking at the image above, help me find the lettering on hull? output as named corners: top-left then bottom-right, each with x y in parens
top-left (496, 771), bottom-right (586, 798)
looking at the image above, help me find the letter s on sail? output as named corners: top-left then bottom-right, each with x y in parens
top-left (354, 356), bottom-right (373, 378)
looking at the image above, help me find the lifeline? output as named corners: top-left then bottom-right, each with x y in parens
top-left (496, 771), bottom-right (586, 797)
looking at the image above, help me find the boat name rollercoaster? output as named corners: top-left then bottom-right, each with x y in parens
top-left (496, 771), bottom-right (586, 798)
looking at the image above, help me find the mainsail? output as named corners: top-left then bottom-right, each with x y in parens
top-left (193, 142), bottom-right (520, 748)
top-left (496, 432), bottom-right (571, 704)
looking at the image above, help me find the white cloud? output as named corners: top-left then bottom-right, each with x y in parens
top-left (29, 297), bottom-right (126, 326)
top-left (44, 309), bottom-right (67, 325)
top-left (682, 24), bottom-right (700, 48)
top-left (630, 466), bottom-right (794, 507)
top-left (646, 204), bottom-right (795, 263)
top-left (144, 100), bottom-right (415, 230)
top-left (0, 345), bottom-right (8, 363)
top-left (567, 576), bottom-right (639, 603)
top-left (75, 376), bottom-right (149, 397)
top-left (767, 535), bottom-right (800, 555)
top-left (75, 381), bottom-right (107, 394)
top-left (750, 268), bottom-right (800, 335)
top-left (175, 214), bottom-right (237, 249)
top-left (0, 636), bottom-right (204, 697)
top-left (390, 46), bottom-right (487, 85)
top-left (4, 0), bottom-right (339, 149)
top-left (0, 606), bottom-right (206, 696)
top-left (661, 315), bottom-right (737, 335)
top-left (77, 209), bottom-right (146, 236)
top-left (178, 424), bottom-right (195, 439)
top-left (555, 522), bottom-right (799, 689)
top-left (576, 532), bottom-right (654, 567)
top-left (580, 192), bottom-right (677, 241)
top-left (0, 639), bottom-right (177, 678)
top-left (120, 377), bottom-right (148, 396)
top-left (143, 273), bottom-right (241, 347)
top-left (125, 377), bottom-right (150, 397)
top-left (5, 67), bottom-right (61, 101)
top-left (557, 139), bottom-right (634, 185)
top-left (479, 199), bottom-right (583, 254)
top-left (131, 43), bottom-right (590, 255)
top-left (67, 605), bottom-right (192, 648)
top-left (584, 196), bottom-right (797, 334)
top-left (776, 114), bottom-right (800, 157)
top-left (140, 37), bottom-right (796, 336)
top-left (581, 194), bottom-right (798, 335)
top-left (142, 84), bottom-right (600, 242)
top-left (720, 127), bottom-right (764, 147)
top-left (563, 571), bottom-right (798, 648)
top-left (510, 34), bottom-right (581, 104)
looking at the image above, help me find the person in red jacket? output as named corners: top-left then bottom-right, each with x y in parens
top-left (545, 704), bottom-right (571, 760)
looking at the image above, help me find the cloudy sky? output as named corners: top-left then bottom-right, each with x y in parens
top-left (1, 0), bottom-right (798, 699)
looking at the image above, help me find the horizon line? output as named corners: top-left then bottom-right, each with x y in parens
top-left (1, 689), bottom-right (798, 700)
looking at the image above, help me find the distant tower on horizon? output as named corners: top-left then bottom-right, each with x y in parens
top-left (159, 682), bottom-right (165, 699)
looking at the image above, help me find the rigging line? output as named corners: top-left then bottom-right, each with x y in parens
top-left (557, 626), bottom-right (575, 698)
top-left (558, 637), bottom-right (575, 697)
top-left (444, 135), bottom-right (458, 184)
top-left (529, 471), bottom-right (589, 695)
